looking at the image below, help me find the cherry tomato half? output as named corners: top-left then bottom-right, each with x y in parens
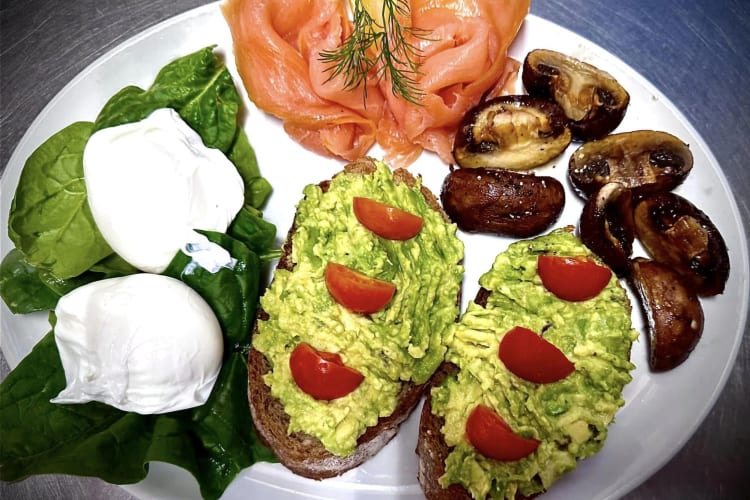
top-left (289, 342), bottom-right (364, 400)
top-left (353, 197), bottom-right (424, 240)
top-left (499, 326), bottom-right (575, 384)
top-left (466, 404), bottom-right (539, 461)
top-left (325, 262), bottom-right (396, 314)
top-left (537, 255), bottom-right (612, 301)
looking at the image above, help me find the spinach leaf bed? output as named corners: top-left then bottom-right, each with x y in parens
top-left (0, 46), bottom-right (279, 499)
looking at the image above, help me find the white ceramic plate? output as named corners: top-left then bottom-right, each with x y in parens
top-left (1, 3), bottom-right (747, 500)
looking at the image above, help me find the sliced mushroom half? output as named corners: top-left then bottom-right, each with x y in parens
top-left (568, 130), bottom-right (693, 199)
top-left (578, 182), bottom-right (635, 277)
top-left (523, 49), bottom-right (630, 141)
top-left (634, 191), bottom-right (730, 296)
top-left (630, 258), bottom-right (704, 371)
top-left (452, 95), bottom-right (572, 170)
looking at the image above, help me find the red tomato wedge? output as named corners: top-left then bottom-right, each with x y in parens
top-left (466, 404), bottom-right (540, 461)
top-left (289, 343), bottom-right (364, 400)
top-left (537, 255), bottom-right (612, 301)
top-left (325, 262), bottom-right (396, 314)
top-left (499, 326), bottom-right (575, 383)
top-left (353, 197), bottom-right (424, 240)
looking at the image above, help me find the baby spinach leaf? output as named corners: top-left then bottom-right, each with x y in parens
top-left (228, 207), bottom-right (279, 261)
top-left (7, 121), bottom-right (113, 280)
top-left (162, 231), bottom-right (261, 349)
top-left (148, 353), bottom-right (277, 500)
top-left (87, 253), bottom-right (140, 277)
top-left (0, 250), bottom-right (61, 313)
top-left (228, 127), bottom-right (273, 209)
top-left (91, 86), bottom-right (163, 131)
top-left (0, 332), bottom-right (153, 484)
top-left (0, 250), bottom-right (139, 314)
top-left (38, 253), bottom-right (139, 298)
top-left (156, 234), bottom-right (277, 497)
top-left (94, 46), bottom-right (240, 153)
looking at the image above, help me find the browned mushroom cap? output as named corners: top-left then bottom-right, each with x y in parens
top-left (630, 258), bottom-right (704, 371)
top-left (568, 130), bottom-right (693, 199)
top-left (452, 95), bottom-right (572, 170)
top-left (633, 191), bottom-right (730, 296)
top-left (578, 182), bottom-right (635, 277)
top-left (522, 49), bottom-right (630, 141)
top-left (440, 167), bottom-right (565, 237)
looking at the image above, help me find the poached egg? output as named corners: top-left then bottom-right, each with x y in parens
top-left (51, 273), bottom-right (223, 414)
top-left (83, 107), bottom-right (244, 274)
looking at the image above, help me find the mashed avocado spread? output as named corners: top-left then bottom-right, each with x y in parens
top-left (254, 161), bottom-right (464, 456)
top-left (433, 228), bottom-right (637, 499)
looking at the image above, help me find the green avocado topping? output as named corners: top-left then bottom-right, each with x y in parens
top-left (433, 228), bottom-right (637, 500)
top-left (254, 161), bottom-right (464, 456)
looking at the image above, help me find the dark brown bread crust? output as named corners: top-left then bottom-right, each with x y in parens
top-left (248, 158), bottom-right (453, 479)
top-left (416, 363), bottom-right (473, 500)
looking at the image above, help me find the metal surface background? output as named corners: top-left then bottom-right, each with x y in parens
top-left (1, 1), bottom-right (748, 498)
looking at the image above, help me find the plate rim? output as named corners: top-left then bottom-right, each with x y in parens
top-left (1, 3), bottom-right (748, 500)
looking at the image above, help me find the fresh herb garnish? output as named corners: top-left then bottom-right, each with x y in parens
top-left (319, 0), bottom-right (429, 105)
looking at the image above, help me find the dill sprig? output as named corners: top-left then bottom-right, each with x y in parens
top-left (319, 0), bottom-right (429, 105)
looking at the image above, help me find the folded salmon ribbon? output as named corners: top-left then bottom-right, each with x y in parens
top-left (222, 0), bottom-right (530, 167)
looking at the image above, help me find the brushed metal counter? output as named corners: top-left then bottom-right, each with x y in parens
top-left (1, 1), bottom-right (748, 499)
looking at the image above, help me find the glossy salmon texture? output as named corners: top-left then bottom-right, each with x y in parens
top-left (222, 0), bottom-right (530, 167)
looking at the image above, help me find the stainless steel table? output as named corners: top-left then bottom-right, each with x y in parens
top-left (1, 1), bottom-right (748, 498)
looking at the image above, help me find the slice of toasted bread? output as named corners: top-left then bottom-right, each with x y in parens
top-left (248, 157), bottom-right (458, 479)
top-left (417, 228), bottom-right (636, 499)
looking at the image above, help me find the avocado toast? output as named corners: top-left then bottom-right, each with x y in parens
top-left (248, 158), bottom-right (464, 478)
top-left (417, 228), bottom-right (638, 499)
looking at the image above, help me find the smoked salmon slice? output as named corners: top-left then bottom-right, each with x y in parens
top-left (222, 0), bottom-right (530, 167)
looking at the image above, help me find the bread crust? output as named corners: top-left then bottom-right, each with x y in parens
top-left (416, 363), bottom-right (473, 500)
top-left (248, 158), bottom-right (453, 479)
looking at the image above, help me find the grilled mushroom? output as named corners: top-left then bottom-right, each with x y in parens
top-left (452, 95), bottom-right (571, 170)
top-left (440, 167), bottom-right (565, 237)
top-left (633, 192), bottom-right (729, 296)
top-left (578, 182), bottom-right (635, 277)
top-left (568, 130), bottom-right (693, 199)
top-left (630, 258), bottom-right (704, 371)
top-left (522, 48), bottom-right (630, 141)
